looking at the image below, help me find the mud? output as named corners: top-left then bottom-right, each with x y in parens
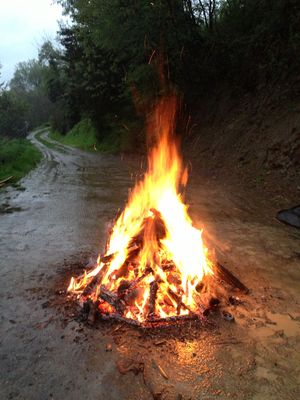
top-left (0, 131), bottom-right (299, 400)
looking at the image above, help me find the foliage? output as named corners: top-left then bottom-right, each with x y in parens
top-left (0, 90), bottom-right (28, 138)
top-left (50, 118), bottom-right (100, 151)
top-left (53, 0), bottom-right (300, 127)
top-left (0, 62), bottom-right (4, 91)
top-left (9, 58), bottom-right (55, 129)
top-left (50, 116), bottom-right (144, 153)
top-left (0, 137), bottom-right (42, 182)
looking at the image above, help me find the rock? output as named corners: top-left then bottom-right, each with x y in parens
top-left (106, 343), bottom-right (113, 352)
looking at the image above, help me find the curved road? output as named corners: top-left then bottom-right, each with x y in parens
top-left (0, 131), bottom-right (299, 399)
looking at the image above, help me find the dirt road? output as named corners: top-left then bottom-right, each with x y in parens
top-left (0, 131), bottom-right (299, 400)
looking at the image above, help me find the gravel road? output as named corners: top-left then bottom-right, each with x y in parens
top-left (0, 131), bottom-right (299, 400)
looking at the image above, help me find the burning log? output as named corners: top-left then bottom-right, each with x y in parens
top-left (126, 267), bottom-right (152, 293)
top-left (161, 262), bottom-right (176, 272)
top-left (114, 262), bottom-right (130, 280)
top-left (99, 286), bottom-right (125, 314)
top-left (117, 280), bottom-right (132, 297)
top-left (104, 243), bottom-right (140, 264)
top-left (80, 244), bottom-right (140, 297)
top-left (99, 311), bottom-right (205, 328)
top-left (130, 208), bottom-right (166, 247)
top-left (71, 255), bottom-right (248, 328)
top-left (167, 288), bottom-right (192, 314)
top-left (80, 299), bottom-right (99, 324)
top-left (147, 281), bottom-right (158, 318)
top-left (214, 263), bottom-right (249, 293)
top-left (119, 268), bottom-right (152, 304)
top-left (82, 265), bottom-right (109, 297)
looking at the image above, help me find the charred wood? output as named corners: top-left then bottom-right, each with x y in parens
top-left (114, 262), bottom-right (129, 279)
top-left (87, 300), bottom-right (99, 325)
top-left (161, 262), bottom-right (176, 272)
top-left (117, 280), bottom-right (132, 297)
top-left (121, 268), bottom-right (152, 302)
top-left (214, 263), bottom-right (249, 293)
top-left (82, 265), bottom-right (109, 297)
top-left (80, 299), bottom-right (99, 324)
top-left (147, 281), bottom-right (158, 318)
top-left (130, 209), bottom-right (166, 247)
top-left (99, 286), bottom-right (125, 314)
top-left (167, 288), bottom-right (193, 313)
top-left (99, 312), bottom-right (204, 328)
top-left (99, 243), bottom-right (140, 265)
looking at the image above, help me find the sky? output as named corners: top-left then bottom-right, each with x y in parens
top-left (0, 0), bottom-right (66, 83)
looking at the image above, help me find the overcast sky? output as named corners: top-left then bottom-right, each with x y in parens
top-left (0, 0), bottom-right (65, 83)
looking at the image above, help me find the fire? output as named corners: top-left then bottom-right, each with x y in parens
top-left (68, 95), bottom-right (214, 324)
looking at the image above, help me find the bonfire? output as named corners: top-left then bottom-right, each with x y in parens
top-left (67, 95), bottom-right (247, 327)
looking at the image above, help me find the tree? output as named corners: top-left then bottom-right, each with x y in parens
top-left (0, 90), bottom-right (28, 138)
top-left (0, 63), bottom-right (4, 92)
top-left (55, 1), bottom-right (204, 124)
top-left (50, 0), bottom-right (300, 147)
top-left (10, 59), bottom-right (54, 129)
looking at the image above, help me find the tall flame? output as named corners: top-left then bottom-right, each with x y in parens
top-left (68, 95), bottom-right (213, 322)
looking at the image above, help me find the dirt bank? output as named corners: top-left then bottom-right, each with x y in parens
top-left (188, 85), bottom-right (300, 207)
top-left (0, 131), bottom-right (299, 400)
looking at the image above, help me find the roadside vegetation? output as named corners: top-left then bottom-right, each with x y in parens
top-left (50, 119), bottom-right (100, 152)
top-left (50, 118), bottom-right (143, 153)
top-left (0, 137), bottom-right (42, 184)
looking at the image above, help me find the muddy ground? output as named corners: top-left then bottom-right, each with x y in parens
top-left (0, 131), bottom-right (299, 400)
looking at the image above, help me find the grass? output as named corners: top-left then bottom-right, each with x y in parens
top-left (50, 117), bottom-right (143, 153)
top-left (0, 136), bottom-right (42, 184)
top-left (50, 119), bottom-right (101, 152)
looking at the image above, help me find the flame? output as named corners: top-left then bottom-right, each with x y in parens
top-left (68, 95), bottom-right (214, 323)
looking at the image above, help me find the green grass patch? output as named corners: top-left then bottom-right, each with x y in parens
top-left (0, 136), bottom-right (42, 184)
top-left (50, 117), bottom-right (144, 154)
top-left (50, 119), bottom-right (101, 152)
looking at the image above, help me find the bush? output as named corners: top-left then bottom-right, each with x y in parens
top-left (0, 137), bottom-right (42, 182)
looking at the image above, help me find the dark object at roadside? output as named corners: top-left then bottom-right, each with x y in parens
top-left (277, 206), bottom-right (300, 229)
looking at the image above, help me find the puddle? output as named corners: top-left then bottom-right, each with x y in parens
top-left (266, 312), bottom-right (300, 337)
top-left (255, 365), bottom-right (277, 381)
top-left (249, 312), bottom-right (300, 339)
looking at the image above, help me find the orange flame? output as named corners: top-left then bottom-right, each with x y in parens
top-left (68, 95), bottom-right (213, 322)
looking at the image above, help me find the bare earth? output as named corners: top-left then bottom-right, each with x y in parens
top-left (0, 131), bottom-right (299, 400)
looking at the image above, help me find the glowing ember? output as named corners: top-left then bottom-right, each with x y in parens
top-left (67, 95), bottom-right (215, 325)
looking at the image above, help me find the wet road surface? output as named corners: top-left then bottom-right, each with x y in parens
top-left (0, 131), bottom-right (299, 400)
